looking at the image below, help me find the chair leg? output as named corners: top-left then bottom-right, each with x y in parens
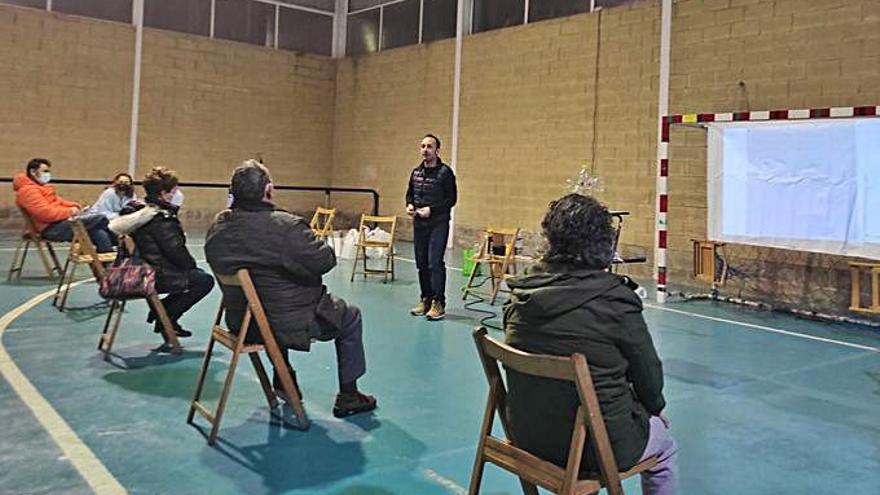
top-left (45, 242), bottom-right (62, 276)
top-left (8, 239), bottom-right (27, 281)
top-left (35, 241), bottom-right (57, 279)
top-left (187, 337), bottom-right (217, 425)
top-left (350, 246), bottom-right (360, 282)
top-left (249, 353), bottom-right (278, 409)
top-left (264, 344), bottom-right (309, 429)
top-left (99, 300), bottom-right (116, 350)
top-left (518, 479), bottom-right (539, 495)
top-left (490, 276), bottom-right (501, 305)
top-left (53, 254), bottom-right (73, 307)
top-left (58, 262), bottom-right (78, 311)
top-left (99, 300), bottom-right (126, 358)
top-left (468, 458), bottom-right (486, 495)
top-left (361, 247), bottom-right (368, 280)
top-left (462, 259), bottom-right (482, 301)
top-left (469, 388), bottom-right (499, 495)
top-left (150, 295), bottom-right (182, 354)
top-left (208, 348), bottom-right (244, 445)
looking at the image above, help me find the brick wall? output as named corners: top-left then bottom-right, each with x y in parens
top-left (332, 41), bottom-right (456, 235)
top-left (0, 6), bottom-right (133, 221)
top-left (138, 29), bottom-right (337, 227)
top-left (332, 3), bottom-right (659, 266)
top-left (0, 3), bottom-right (337, 230)
top-left (668, 0), bottom-right (880, 312)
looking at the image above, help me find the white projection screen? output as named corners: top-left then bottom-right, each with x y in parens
top-left (707, 119), bottom-right (880, 259)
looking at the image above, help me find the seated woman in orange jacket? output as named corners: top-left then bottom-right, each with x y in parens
top-left (13, 158), bottom-right (115, 252)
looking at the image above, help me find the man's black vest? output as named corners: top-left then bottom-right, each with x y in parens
top-left (410, 162), bottom-right (452, 210)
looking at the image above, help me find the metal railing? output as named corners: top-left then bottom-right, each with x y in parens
top-left (0, 178), bottom-right (380, 216)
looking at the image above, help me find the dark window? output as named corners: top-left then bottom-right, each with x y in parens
top-left (596, 0), bottom-right (637, 8)
top-left (215, 0), bottom-right (276, 47)
top-left (349, 0), bottom-right (384, 12)
top-left (52, 0), bottom-right (132, 24)
top-left (144, 0), bottom-right (211, 36)
top-left (1, 0), bottom-right (46, 10)
top-left (278, 6), bottom-right (333, 56)
top-left (278, 0), bottom-right (334, 13)
top-left (422, 0), bottom-right (456, 43)
top-left (473, 0), bottom-right (524, 33)
top-left (346, 8), bottom-right (379, 56)
top-left (382, 0), bottom-right (418, 50)
top-left (528, 0), bottom-right (590, 23)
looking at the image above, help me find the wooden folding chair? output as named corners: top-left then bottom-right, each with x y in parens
top-left (350, 214), bottom-right (397, 283)
top-left (469, 327), bottom-right (658, 495)
top-left (692, 239), bottom-right (728, 287)
top-left (96, 235), bottom-right (182, 357)
top-left (848, 261), bottom-right (880, 314)
top-left (188, 268), bottom-right (309, 445)
top-left (52, 219), bottom-right (117, 311)
top-left (462, 228), bottom-right (520, 304)
top-left (309, 206), bottom-right (336, 241)
top-left (7, 207), bottom-right (63, 281)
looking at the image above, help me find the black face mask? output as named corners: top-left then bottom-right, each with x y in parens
top-left (115, 184), bottom-right (133, 196)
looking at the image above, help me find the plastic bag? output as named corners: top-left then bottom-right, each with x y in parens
top-left (365, 227), bottom-right (391, 259)
top-left (339, 229), bottom-right (359, 259)
top-left (331, 230), bottom-right (343, 254)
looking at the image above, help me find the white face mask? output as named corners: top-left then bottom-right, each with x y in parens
top-left (170, 189), bottom-right (184, 207)
top-left (36, 172), bottom-right (51, 184)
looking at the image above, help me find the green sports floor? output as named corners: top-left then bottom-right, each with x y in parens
top-left (0, 236), bottom-right (878, 494)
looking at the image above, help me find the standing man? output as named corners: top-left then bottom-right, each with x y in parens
top-left (406, 134), bottom-right (457, 321)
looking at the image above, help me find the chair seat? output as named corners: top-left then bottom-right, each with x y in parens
top-left (357, 240), bottom-right (393, 248)
top-left (75, 252), bottom-right (116, 263)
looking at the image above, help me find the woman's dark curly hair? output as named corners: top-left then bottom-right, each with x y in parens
top-left (541, 193), bottom-right (614, 269)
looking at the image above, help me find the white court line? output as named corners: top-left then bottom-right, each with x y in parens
top-left (420, 468), bottom-right (468, 495)
top-left (400, 256), bottom-right (880, 353)
top-left (0, 281), bottom-right (127, 494)
top-left (644, 303), bottom-right (880, 353)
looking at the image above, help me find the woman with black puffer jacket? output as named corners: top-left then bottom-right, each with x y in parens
top-left (110, 167), bottom-right (214, 340)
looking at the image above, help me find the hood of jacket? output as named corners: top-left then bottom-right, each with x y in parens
top-left (13, 172), bottom-right (43, 193)
top-left (109, 204), bottom-right (160, 235)
top-left (505, 262), bottom-right (637, 319)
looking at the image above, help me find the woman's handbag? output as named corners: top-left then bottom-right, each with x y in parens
top-left (99, 251), bottom-right (156, 300)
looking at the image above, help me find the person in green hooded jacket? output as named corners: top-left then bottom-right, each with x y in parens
top-left (503, 193), bottom-right (678, 495)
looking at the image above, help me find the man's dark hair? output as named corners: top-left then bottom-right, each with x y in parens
top-left (230, 159), bottom-right (271, 203)
top-left (26, 158), bottom-right (51, 175)
top-left (541, 193), bottom-right (615, 269)
top-left (142, 166), bottom-right (179, 198)
top-left (424, 134), bottom-right (441, 149)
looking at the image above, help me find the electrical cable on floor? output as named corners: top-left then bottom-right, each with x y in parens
top-left (461, 274), bottom-right (504, 332)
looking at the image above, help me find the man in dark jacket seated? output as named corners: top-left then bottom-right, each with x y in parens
top-left (110, 167), bottom-right (215, 340)
top-left (205, 160), bottom-right (376, 418)
top-left (503, 194), bottom-right (677, 495)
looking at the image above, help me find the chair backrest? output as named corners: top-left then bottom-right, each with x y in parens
top-left (70, 219), bottom-right (107, 279)
top-left (471, 326), bottom-right (625, 493)
top-left (481, 227), bottom-right (519, 259)
top-left (214, 269), bottom-right (283, 350)
top-left (310, 207), bottom-right (336, 237)
top-left (18, 207), bottom-right (42, 239)
top-left (357, 214), bottom-right (397, 246)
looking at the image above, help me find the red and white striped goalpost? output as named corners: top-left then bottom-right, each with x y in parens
top-left (654, 105), bottom-right (880, 303)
